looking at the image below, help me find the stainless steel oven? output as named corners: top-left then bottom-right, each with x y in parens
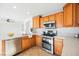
top-left (42, 20), bottom-right (57, 54)
top-left (42, 37), bottom-right (54, 54)
top-left (42, 41), bottom-right (51, 51)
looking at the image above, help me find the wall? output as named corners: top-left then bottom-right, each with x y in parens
top-left (23, 17), bottom-right (32, 35)
top-left (0, 19), bottom-right (23, 38)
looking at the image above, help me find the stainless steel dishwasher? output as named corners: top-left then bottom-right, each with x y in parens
top-left (5, 39), bottom-right (16, 56)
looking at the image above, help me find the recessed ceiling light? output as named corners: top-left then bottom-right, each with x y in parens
top-left (13, 6), bottom-right (16, 9)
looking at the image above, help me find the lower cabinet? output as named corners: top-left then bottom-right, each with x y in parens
top-left (22, 36), bottom-right (31, 50)
top-left (54, 37), bottom-right (63, 56)
top-left (30, 35), bottom-right (36, 46)
top-left (36, 35), bottom-right (42, 47)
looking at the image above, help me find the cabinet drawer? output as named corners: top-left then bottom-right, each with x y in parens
top-left (55, 41), bottom-right (63, 45)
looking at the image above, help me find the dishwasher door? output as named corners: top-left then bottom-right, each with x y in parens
top-left (5, 39), bottom-right (16, 56)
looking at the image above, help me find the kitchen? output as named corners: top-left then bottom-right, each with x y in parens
top-left (0, 3), bottom-right (79, 56)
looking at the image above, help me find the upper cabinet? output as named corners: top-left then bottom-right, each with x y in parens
top-left (43, 16), bottom-right (49, 22)
top-left (49, 14), bottom-right (55, 21)
top-left (40, 16), bottom-right (49, 28)
top-left (32, 3), bottom-right (79, 28)
top-left (33, 16), bottom-right (41, 28)
top-left (40, 17), bottom-right (44, 28)
top-left (63, 3), bottom-right (79, 27)
top-left (55, 12), bottom-right (63, 28)
top-left (63, 4), bottom-right (73, 27)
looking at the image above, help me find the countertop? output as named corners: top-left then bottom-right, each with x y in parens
top-left (0, 34), bottom-right (30, 40)
top-left (61, 37), bottom-right (79, 56)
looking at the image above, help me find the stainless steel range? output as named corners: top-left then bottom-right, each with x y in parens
top-left (42, 21), bottom-right (57, 54)
top-left (42, 36), bottom-right (54, 54)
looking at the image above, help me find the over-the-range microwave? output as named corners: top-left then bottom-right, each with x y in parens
top-left (43, 21), bottom-right (56, 29)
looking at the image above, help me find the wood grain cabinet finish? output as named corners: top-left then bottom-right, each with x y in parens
top-left (33, 16), bottom-right (41, 28)
top-left (30, 35), bottom-right (36, 46)
top-left (43, 16), bottom-right (49, 22)
top-left (22, 36), bottom-right (31, 50)
top-left (55, 12), bottom-right (63, 27)
top-left (36, 35), bottom-right (42, 47)
top-left (54, 37), bottom-right (63, 56)
top-left (75, 4), bottom-right (79, 26)
top-left (40, 16), bottom-right (49, 28)
top-left (40, 17), bottom-right (44, 28)
top-left (49, 14), bottom-right (55, 21)
top-left (63, 3), bottom-right (73, 27)
top-left (63, 3), bottom-right (79, 27)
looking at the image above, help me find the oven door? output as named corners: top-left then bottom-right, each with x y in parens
top-left (42, 42), bottom-right (51, 51)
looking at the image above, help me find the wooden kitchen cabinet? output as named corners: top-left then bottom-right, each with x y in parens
top-left (40, 17), bottom-right (44, 28)
top-left (22, 36), bottom-right (31, 50)
top-left (55, 12), bottom-right (63, 27)
top-left (63, 3), bottom-right (79, 27)
top-left (63, 3), bottom-right (73, 27)
top-left (43, 16), bottom-right (49, 22)
top-left (75, 4), bottom-right (79, 26)
top-left (54, 37), bottom-right (63, 56)
top-left (30, 35), bottom-right (36, 46)
top-left (40, 16), bottom-right (49, 28)
top-left (33, 16), bottom-right (41, 28)
top-left (36, 35), bottom-right (42, 47)
top-left (49, 14), bottom-right (55, 21)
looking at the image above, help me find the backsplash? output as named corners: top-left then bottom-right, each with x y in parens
top-left (33, 27), bottom-right (79, 37)
top-left (57, 27), bottom-right (79, 37)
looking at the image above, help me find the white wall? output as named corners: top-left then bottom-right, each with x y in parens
top-left (23, 17), bottom-right (32, 35)
top-left (0, 19), bottom-right (23, 36)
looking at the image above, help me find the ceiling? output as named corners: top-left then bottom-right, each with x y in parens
top-left (0, 3), bottom-right (66, 22)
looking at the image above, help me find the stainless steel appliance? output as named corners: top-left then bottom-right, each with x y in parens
top-left (42, 37), bottom-right (54, 54)
top-left (42, 21), bottom-right (57, 54)
top-left (43, 29), bottom-right (57, 37)
top-left (43, 21), bottom-right (56, 29)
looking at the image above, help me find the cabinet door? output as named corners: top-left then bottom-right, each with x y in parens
top-left (49, 14), bottom-right (55, 21)
top-left (43, 16), bottom-right (49, 22)
top-left (33, 16), bottom-right (40, 28)
top-left (40, 17), bottom-right (44, 28)
top-left (76, 4), bottom-right (79, 26)
top-left (22, 37), bottom-right (31, 50)
top-left (54, 37), bottom-right (63, 56)
top-left (55, 12), bottom-right (63, 27)
top-left (31, 35), bottom-right (36, 46)
top-left (63, 4), bottom-right (73, 27)
top-left (36, 35), bottom-right (42, 47)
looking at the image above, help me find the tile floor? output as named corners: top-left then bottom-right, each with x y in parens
top-left (17, 46), bottom-right (53, 56)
